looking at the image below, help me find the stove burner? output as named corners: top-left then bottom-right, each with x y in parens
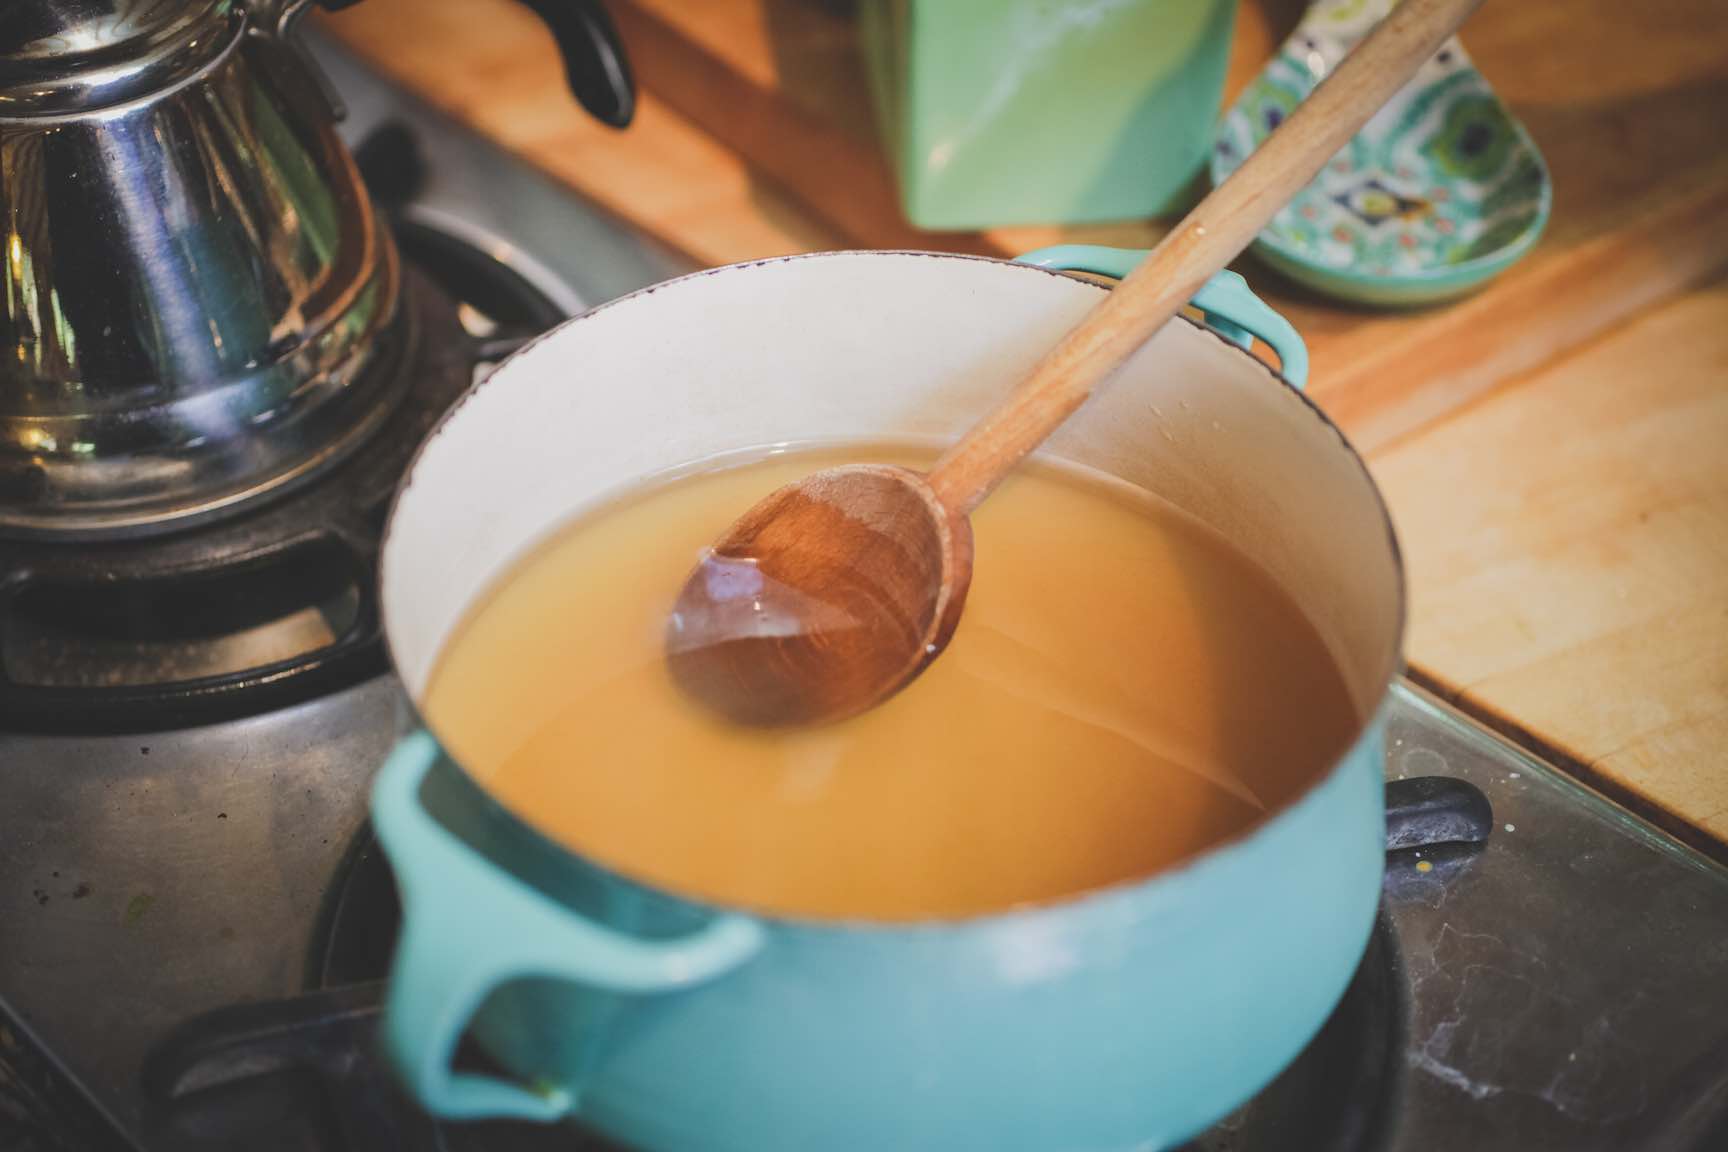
top-left (0, 221), bottom-right (567, 735)
top-left (139, 827), bottom-right (1409, 1152)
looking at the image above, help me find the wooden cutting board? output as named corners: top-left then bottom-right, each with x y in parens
top-left (317, 0), bottom-right (1728, 453)
top-left (1369, 274), bottom-right (1728, 859)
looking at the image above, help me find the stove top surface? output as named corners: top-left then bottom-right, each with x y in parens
top-left (5, 31), bottom-right (1728, 1152)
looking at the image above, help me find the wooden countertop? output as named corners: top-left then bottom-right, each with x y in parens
top-left (1370, 276), bottom-right (1728, 857)
top-left (317, 0), bottom-right (1728, 853)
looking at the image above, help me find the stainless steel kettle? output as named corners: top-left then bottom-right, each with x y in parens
top-left (0, 0), bottom-right (633, 537)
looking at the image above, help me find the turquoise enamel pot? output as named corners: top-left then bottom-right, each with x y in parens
top-left (372, 249), bottom-right (1405, 1151)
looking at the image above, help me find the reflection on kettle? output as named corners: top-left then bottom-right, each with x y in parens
top-left (0, 0), bottom-right (634, 537)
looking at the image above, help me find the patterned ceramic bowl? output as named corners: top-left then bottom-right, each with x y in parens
top-left (1213, 0), bottom-right (1549, 307)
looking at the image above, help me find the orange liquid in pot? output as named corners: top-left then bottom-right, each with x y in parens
top-left (423, 445), bottom-right (1358, 922)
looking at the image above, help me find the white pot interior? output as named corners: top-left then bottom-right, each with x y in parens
top-left (384, 252), bottom-right (1402, 719)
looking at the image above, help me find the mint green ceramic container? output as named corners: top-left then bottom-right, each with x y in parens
top-left (861, 0), bottom-right (1240, 228)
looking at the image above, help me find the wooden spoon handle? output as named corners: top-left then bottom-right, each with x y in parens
top-left (925, 0), bottom-right (1486, 515)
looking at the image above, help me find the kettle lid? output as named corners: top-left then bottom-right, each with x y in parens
top-left (0, 0), bottom-right (243, 116)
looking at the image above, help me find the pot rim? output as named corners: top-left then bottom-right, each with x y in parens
top-left (379, 248), bottom-right (1409, 933)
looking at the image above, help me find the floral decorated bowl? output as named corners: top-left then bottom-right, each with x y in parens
top-left (1213, 0), bottom-right (1550, 307)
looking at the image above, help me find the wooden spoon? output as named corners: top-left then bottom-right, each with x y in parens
top-left (667, 0), bottom-right (1483, 728)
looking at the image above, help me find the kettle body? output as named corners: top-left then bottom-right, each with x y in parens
top-left (0, 0), bottom-right (633, 536)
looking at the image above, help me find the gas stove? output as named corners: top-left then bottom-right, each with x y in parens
top-left (4, 33), bottom-right (1728, 1152)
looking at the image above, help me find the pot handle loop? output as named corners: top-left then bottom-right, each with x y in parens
top-left (370, 731), bottom-right (765, 1122)
top-left (1015, 245), bottom-right (1309, 390)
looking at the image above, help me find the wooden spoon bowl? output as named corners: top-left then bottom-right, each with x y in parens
top-left (666, 465), bottom-right (970, 727)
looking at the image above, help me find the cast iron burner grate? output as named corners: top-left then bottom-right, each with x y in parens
top-left (0, 209), bottom-right (568, 735)
top-left (139, 823), bottom-right (1413, 1152)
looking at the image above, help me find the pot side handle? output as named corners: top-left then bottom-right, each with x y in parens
top-left (1014, 245), bottom-right (1310, 390)
top-left (370, 730), bottom-right (765, 1123)
top-left (1384, 775), bottom-right (1493, 850)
